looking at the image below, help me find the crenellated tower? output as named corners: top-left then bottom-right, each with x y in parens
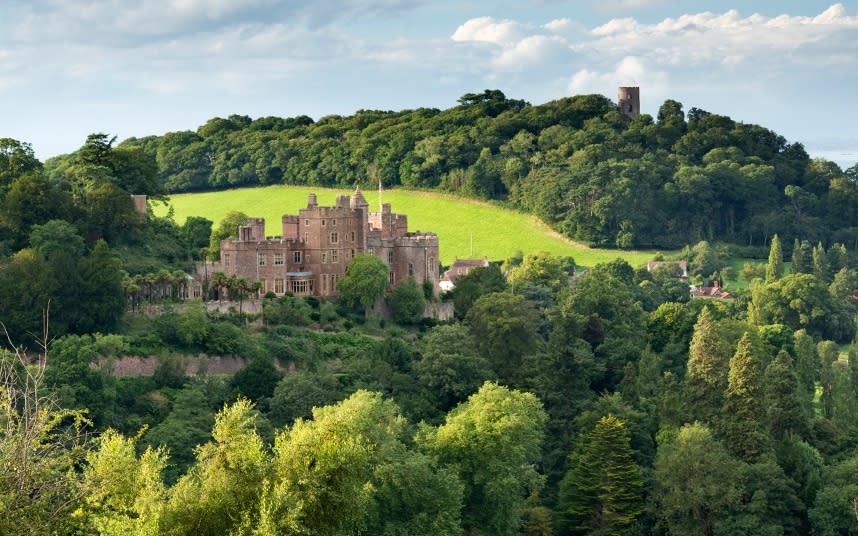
top-left (618, 86), bottom-right (640, 118)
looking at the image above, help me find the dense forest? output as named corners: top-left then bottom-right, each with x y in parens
top-left (2, 91), bottom-right (858, 535)
top-left (43, 89), bottom-right (858, 249)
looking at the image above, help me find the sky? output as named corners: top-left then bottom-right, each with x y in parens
top-left (1, 0), bottom-right (856, 169)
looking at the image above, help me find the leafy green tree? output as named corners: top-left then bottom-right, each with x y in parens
top-left (813, 242), bottom-right (829, 283)
top-left (808, 454), bottom-right (858, 536)
top-left (79, 429), bottom-right (168, 535)
top-left (721, 332), bottom-right (769, 462)
top-left (414, 324), bottom-right (494, 413)
top-left (506, 251), bottom-right (571, 294)
top-left (0, 348), bottom-right (87, 535)
top-left (418, 382), bottom-right (547, 536)
top-left (652, 423), bottom-right (743, 536)
top-left (268, 369), bottom-right (343, 427)
top-left (337, 254), bottom-right (389, 310)
top-left (208, 211), bottom-right (248, 259)
top-left (794, 329), bottom-right (819, 408)
top-left (465, 292), bottom-right (538, 383)
top-left (766, 234), bottom-right (784, 283)
top-left (388, 275), bottom-right (426, 324)
top-left (229, 357), bottom-right (283, 406)
top-left (257, 391), bottom-right (406, 534)
top-left (558, 414), bottom-right (644, 535)
top-left (451, 263), bottom-right (508, 319)
top-left (0, 138), bottom-right (41, 199)
top-left (160, 399), bottom-right (268, 535)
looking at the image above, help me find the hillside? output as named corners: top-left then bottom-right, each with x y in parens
top-left (155, 185), bottom-right (661, 267)
top-left (46, 89), bottom-right (858, 251)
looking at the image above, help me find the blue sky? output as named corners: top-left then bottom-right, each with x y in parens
top-left (1, 1), bottom-right (856, 169)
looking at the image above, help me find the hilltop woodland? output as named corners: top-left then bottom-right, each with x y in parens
top-left (43, 89), bottom-right (858, 250)
top-left (1, 92), bottom-right (858, 535)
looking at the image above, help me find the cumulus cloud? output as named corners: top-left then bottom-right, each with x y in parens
top-left (451, 17), bottom-right (526, 46)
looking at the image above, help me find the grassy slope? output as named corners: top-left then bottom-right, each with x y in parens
top-left (155, 186), bottom-right (665, 267)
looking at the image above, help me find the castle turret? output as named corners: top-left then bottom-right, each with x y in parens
top-left (350, 188), bottom-right (369, 209)
top-left (618, 86), bottom-right (640, 118)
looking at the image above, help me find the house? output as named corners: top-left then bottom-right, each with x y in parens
top-left (440, 257), bottom-right (490, 292)
top-left (690, 280), bottom-right (735, 300)
top-left (192, 190), bottom-right (440, 299)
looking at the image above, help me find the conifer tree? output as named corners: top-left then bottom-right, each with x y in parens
top-left (791, 239), bottom-right (812, 274)
top-left (766, 234), bottom-right (784, 283)
top-left (684, 307), bottom-right (730, 425)
top-left (793, 329), bottom-right (818, 409)
top-left (765, 350), bottom-right (807, 440)
top-left (721, 332), bottom-right (768, 462)
top-left (813, 242), bottom-right (829, 283)
top-left (558, 415), bottom-right (644, 535)
top-left (818, 340), bottom-right (839, 419)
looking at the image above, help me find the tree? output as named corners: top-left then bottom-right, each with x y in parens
top-left (791, 239), bottom-right (812, 274)
top-left (257, 391), bottom-right (406, 534)
top-left (765, 350), bottom-right (808, 441)
top-left (652, 423), bottom-right (742, 536)
top-left (388, 275), bottom-right (426, 324)
top-left (159, 399), bottom-right (268, 535)
top-left (506, 251), bottom-right (571, 294)
top-left (418, 382), bottom-right (547, 536)
top-left (0, 342), bottom-right (88, 535)
top-left (683, 307), bottom-right (731, 425)
top-left (208, 211), bottom-right (248, 259)
top-left (558, 414), bottom-right (644, 535)
top-left (721, 332), bottom-right (769, 462)
top-left (765, 234), bottom-right (784, 283)
top-left (465, 292), bottom-right (538, 383)
top-left (337, 254), bottom-right (389, 309)
top-left (414, 324), bottom-right (494, 413)
top-left (79, 429), bottom-right (168, 535)
top-left (451, 264), bottom-right (508, 319)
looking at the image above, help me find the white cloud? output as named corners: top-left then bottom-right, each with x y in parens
top-left (451, 16), bottom-right (525, 46)
top-left (569, 56), bottom-right (666, 94)
top-left (494, 35), bottom-right (570, 70)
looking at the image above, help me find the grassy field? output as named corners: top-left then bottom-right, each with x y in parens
top-left (155, 186), bottom-right (666, 267)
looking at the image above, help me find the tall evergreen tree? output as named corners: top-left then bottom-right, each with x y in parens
top-left (558, 415), bottom-right (644, 535)
top-left (764, 350), bottom-right (807, 440)
top-left (812, 242), bottom-right (829, 283)
top-left (793, 329), bottom-right (818, 410)
top-left (791, 239), bottom-right (812, 275)
top-left (684, 307), bottom-right (730, 426)
top-left (766, 234), bottom-right (784, 283)
top-left (721, 332), bottom-right (769, 462)
top-left (818, 340), bottom-right (839, 419)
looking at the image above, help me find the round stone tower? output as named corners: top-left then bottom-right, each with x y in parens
top-left (618, 86), bottom-right (640, 118)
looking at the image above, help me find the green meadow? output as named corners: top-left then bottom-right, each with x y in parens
top-left (155, 186), bottom-right (664, 267)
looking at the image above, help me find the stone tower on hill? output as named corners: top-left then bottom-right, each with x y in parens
top-left (618, 86), bottom-right (640, 118)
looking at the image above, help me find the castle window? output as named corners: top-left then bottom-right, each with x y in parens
top-left (368, 247), bottom-right (375, 255)
top-left (350, 249), bottom-right (355, 259)
top-left (258, 252), bottom-right (266, 266)
top-left (293, 251), bottom-right (302, 264)
top-left (387, 251), bottom-right (394, 264)
top-left (321, 219), bottom-right (326, 226)
top-left (321, 252), bottom-right (327, 264)
top-left (224, 253), bottom-right (230, 267)
top-left (332, 219), bottom-right (337, 226)
top-left (322, 274), bottom-right (328, 292)
top-left (274, 253), bottom-right (284, 265)
top-left (408, 263), bottom-right (413, 276)
top-left (350, 231), bottom-right (355, 242)
top-left (428, 257), bottom-right (435, 276)
top-left (291, 280), bottom-right (309, 294)
top-left (305, 219), bottom-right (309, 226)
top-left (389, 271), bottom-right (395, 284)
top-left (330, 250), bottom-right (338, 263)
top-left (303, 232), bottom-right (309, 243)
top-left (274, 279), bottom-right (284, 294)
top-left (330, 232), bottom-right (338, 244)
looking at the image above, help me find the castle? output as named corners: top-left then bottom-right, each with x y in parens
top-left (194, 190), bottom-right (440, 299)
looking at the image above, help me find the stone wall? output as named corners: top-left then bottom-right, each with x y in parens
top-left (96, 354), bottom-right (292, 378)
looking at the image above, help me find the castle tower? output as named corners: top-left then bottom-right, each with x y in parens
top-left (618, 86), bottom-right (640, 118)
